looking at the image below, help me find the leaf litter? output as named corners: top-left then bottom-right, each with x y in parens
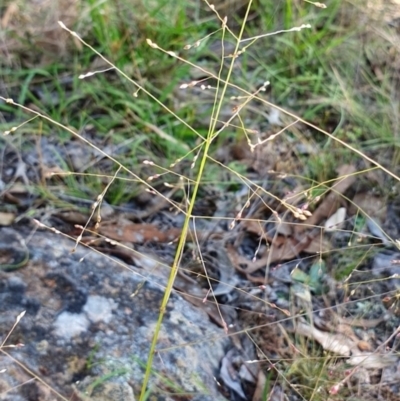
top-left (3, 124), bottom-right (400, 400)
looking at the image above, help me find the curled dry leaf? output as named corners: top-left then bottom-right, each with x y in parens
top-left (220, 349), bottom-right (247, 400)
top-left (295, 320), bottom-right (353, 356)
top-left (348, 353), bottom-right (398, 369)
top-left (324, 207), bottom-right (347, 232)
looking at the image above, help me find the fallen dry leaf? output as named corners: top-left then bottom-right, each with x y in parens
top-left (7, 182), bottom-right (29, 194)
top-left (252, 370), bottom-right (266, 401)
top-left (276, 221), bottom-right (293, 236)
top-left (357, 340), bottom-right (372, 352)
top-left (350, 192), bottom-right (386, 221)
top-left (233, 165), bottom-right (358, 267)
top-left (226, 239), bottom-right (306, 276)
top-left (302, 235), bottom-right (332, 254)
top-left (348, 353), bottom-right (398, 369)
top-left (297, 164), bottom-right (356, 233)
top-left (220, 349), bottom-right (246, 399)
top-left (99, 218), bottom-right (182, 244)
top-left (0, 212), bottom-right (16, 226)
top-left (295, 320), bottom-right (353, 356)
top-left (41, 165), bottom-right (69, 179)
top-left (324, 207), bottom-right (347, 232)
top-left (240, 219), bottom-right (293, 243)
top-left (56, 211), bottom-right (91, 225)
top-left (1, 2), bottom-right (18, 28)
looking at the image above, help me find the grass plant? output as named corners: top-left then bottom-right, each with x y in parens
top-left (1, 0), bottom-right (400, 400)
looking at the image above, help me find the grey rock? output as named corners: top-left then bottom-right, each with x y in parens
top-left (0, 228), bottom-right (229, 401)
top-left (75, 377), bottom-right (136, 401)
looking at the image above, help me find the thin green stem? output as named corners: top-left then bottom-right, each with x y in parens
top-left (138, 2), bottom-right (253, 399)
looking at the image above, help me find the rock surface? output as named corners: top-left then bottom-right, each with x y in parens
top-left (0, 227), bottom-right (229, 400)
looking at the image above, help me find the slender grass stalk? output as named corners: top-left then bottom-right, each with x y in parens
top-left (138, 2), bottom-right (254, 399)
